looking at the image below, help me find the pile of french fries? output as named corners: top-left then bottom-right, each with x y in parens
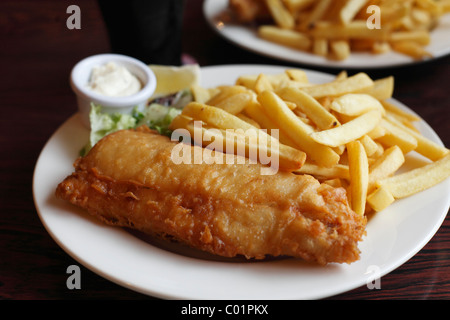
top-left (233, 0), bottom-right (450, 60)
top-left (169, 68), bottom-right (450, 216)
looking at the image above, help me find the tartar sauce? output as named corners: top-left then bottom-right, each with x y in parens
top-left (87, 61), bottom-right (142, 97)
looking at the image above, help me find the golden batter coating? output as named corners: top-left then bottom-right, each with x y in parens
top-left (56, 127), bottom-right (366, 265)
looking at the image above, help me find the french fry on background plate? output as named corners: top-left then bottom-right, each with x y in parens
top-left (330, 40), bottom-right (351, 61)
top-left (265, 0), bottom-right (295, 29)
top-left (258, 26), bottom-right (311, 51)
top-left (339, 0), bottom-right (371, 25)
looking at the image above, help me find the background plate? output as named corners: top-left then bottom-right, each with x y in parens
top-left (204, 0), bottom-right (450, 69)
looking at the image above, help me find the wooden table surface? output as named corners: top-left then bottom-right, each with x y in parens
top-left (1, 0), bottom-right (449, 300)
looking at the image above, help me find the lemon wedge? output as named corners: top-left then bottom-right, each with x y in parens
top-left (149, 64), bottom-right (201, 99)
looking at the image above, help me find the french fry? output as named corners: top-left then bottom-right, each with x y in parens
top-left (329, 93), bottom-right (385, 116)
top-left (379, 2), bottom-right (409, 25)
top-left (310, 109), bottom-right (382, 147)
top-left (283, 0), bottom-right (315, 13)
top-left (236, 113), bottom-right (261, 129)
top-left (257, 90), bottom-right (340, 167)
top-left (277, 86), bottom-right (340, 130)
top-left (258, 25), bottom-right (312, 51)
top-left (235, 75), bottom-right (258, 91)
top-left (265, 0), bottom-right (295, 29)
top-left (411, 8), bottom-right (433, 27)
top-left (359, 135), bottom-right (379, 157)
top-left (309, 21), bottom-right (389, 41)
top-left (300, 72), bottom-right (374, 98)
top-left (236, 73), bottom-right (290, 91)
top-left (191, 84), bottom-right (213, 104)
top-left (294, 163), bottom-right (350, 180)
top-left (333, 144), bottom-right (346, 156)
top-left (415, 0), bottom-right (442, 15)
top-left (184, 120), bottom-right (303, 171)
top-left (367, 186), bottom-right (395, 212)
top-left (244, 99), bottom-right (301, 148)
top-left (183, 102), bottom-right (294, 152)
top-left (377, 118), bottom-right (418, 154)
top-left (169, 114), bottom-right (196, 132)
top-left (299, 0), bottom-right (333, 30)
top-left (388, 113), bottom-right (420, 133)
top-left (182, 102), bottom-right (255, 132)
top-left (175, 116), bottom-right (306, 172)
top-left (254, 73), bottom-right (274, 94)
top-left (285, 69), bottom-right (309, 83)
top-left (312, 37), bottom-right (329, 57)
top-left (263, 73), bottom-right (291, 87)
top-left (285, 100), bottom-right (298, 110)
top-left (437, 0), bottom-right (450, 13)
top-left (368, 145), bottom-right (405, 191)
top-left (206, 85), bottom-right (248, 106)
top-left (377, 153), bottom-right (450, 199)
top-left (391, 41), bottom-right (432, 59)
top-left (366, 76), bottom-right (395, 101)
top-left (372, 141), bottom-right (385, 158)
top-left (384, 114), bottom-right (450, 161)
top-left (347, 140), bottom-right (369, 215)
top-left (381, 100), bottom-right (421, 122)
top-left (330, 40), bottom-right (351, 60)
top-left (389, 30), bottom-right (431, 46)
top-left (213, 92), bottom-right (253, 115)
top-left (335, 70), bottom-right (348, 81)
top-left (184, 102), bottom-right (307, 168)
top-left (367, 125), bottom-right (386, 140)
top-left (339, 0), bottom-right (370, 25)
top-left (372, 41), bottom-right (391, 55)
top-left (350, 39), bottom-right (376, 52)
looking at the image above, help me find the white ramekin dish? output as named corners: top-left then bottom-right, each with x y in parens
top-left (70, 53), bottom-right (157, 127)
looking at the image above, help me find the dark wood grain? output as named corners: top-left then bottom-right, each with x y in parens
top-left (1, 0), bottom-right (449, 301)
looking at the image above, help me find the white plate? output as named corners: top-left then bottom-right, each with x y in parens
top-left (204, 0), bottom-right (450, 69)
top-left (33, 65), bottom-right (450, 300)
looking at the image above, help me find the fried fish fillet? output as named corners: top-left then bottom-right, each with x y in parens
top-left (55, 127), bottom-right (366, 265)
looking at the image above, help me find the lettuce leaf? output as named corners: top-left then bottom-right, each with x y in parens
top-left (80, 102), bottom-right (182, 156)
top-left (136, 103), bottom-right (181, 136)
top-left (80, 104), bottom-right (138, 156)
top-left (89, 104), bottom-right (137, 146)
